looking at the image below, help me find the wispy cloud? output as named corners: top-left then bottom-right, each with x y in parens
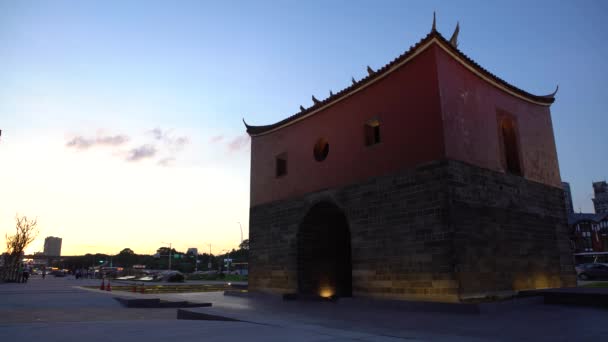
top-left (66, 134), bottom-right (130, 150)
top-left (210, 135), bottom-right (224, 143)
top-left (66, 136), bottom-right (95, 149)
top-left (126, 144), bottom-right (157, 162)
top-left (157, 157), bottom-right (175, 167)
top-left (149, 128), bottom-right (164, 141)
top-left (148, 127), bottom-right (190, 152)
top-left (67, 128), bottom-right (190, 166)
top-left (228, 135), bottom-right (250, 152)
top-left (96, 135), bottom-right (130, 146)
top-left (170, 136), bottom-right (190, 151)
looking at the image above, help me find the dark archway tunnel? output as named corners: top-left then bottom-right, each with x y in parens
top-left (297, 201), bottom-right (352, 297)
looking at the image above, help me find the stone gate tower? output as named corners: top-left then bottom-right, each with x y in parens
top-left (244, 17), bottom-right (576, 302)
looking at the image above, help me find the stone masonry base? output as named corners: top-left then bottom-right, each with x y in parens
top-left (248, 159), bottom-right (577, 302)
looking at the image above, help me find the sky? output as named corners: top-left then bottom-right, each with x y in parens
top-left (1, 1), bottom-right (607, 255)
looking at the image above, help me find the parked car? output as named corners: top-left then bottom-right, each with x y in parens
top-left (575, 263), bottom-right (608, 280)
top-left (158, 270), bottom-right (185, 282)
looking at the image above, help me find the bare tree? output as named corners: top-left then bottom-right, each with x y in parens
top-left (3, 215), bottom-right (39, 280)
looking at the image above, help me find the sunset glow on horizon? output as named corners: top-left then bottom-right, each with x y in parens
top-left (1, 127), bottom-right (251, 256)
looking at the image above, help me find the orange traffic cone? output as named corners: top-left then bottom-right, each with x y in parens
top-left (106, 280), bottom-right (112, 292)
top-left (100, 279), bottom-right (105, 290)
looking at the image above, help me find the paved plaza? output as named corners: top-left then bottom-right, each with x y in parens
top-left (1, 276), bottom-right (608, 341)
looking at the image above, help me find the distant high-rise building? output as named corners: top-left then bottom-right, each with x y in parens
top-left (43, 236), bottom-right (62, 257)
top-left (593, 181), bottom-right (608, 214)
top-left (562, 182), bottom-right (574, 215)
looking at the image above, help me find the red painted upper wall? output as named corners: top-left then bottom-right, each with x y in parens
top-left (250, 46), bottom-right (444, 206)
top-left (434, 46), bottom-right (562, 188)
top-left (248, 36), bottom-right (562, 207)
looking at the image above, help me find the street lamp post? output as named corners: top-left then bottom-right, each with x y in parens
top-left (237, 222), bottom-right (243, 244)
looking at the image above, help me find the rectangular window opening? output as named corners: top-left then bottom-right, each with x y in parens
top-left (365, 119), bottom-right (381, 146)
top-left (276, 155), bottom-right (287, 178)
top-left (498, 114), bottom-right (522, 176)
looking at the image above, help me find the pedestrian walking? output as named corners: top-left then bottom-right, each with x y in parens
top-left (22, 266), bottom-right (30, 283)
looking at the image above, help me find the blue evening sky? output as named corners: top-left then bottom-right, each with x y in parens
top-left (1, 1), bottom-right (607, 253)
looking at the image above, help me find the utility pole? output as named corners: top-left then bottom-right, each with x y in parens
top-left (162, 242), bottom-right (172, 270)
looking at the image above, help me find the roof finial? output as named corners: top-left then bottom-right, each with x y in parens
top-left (432, 12), bottom-right (437, 32)
top-left (351, 77), bottom-right (357, 85)
top-left (449, 21), bottom-right (460, 48)
top-left (550, 85), bottom-right (559, 97)
top-left (242, 119), bottom-right (252, 135)
top-left (367, 65), bottom-right (375, 76)
top-left (299, 105), bottom-right (305, 112)
top-left (540, 85), bottom-right (559, 98)
top-left (329, 90), bottom-right (334, 96)
top-left (312, 95), bottom-right (320, 104)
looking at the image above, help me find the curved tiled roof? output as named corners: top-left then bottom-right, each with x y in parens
top-left (569, 212), bottom-right (608, 225)
top-left (244, 28), bottom-right (557, 136)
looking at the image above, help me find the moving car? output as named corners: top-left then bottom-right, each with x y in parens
top-left (575, 263), bottom-right (608, 280)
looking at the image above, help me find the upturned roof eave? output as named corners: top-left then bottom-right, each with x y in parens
top-left (244, 29), bottom-right (557, 137)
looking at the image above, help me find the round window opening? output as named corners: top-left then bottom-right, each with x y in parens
top-left (313, 138), bottom-right (329, 162)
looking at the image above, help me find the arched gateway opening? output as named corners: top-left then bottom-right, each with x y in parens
top-left (297, 201), bottom-right (352, 297)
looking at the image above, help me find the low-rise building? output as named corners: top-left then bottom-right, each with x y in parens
top-left (569, 213), bottom-right (608, 253)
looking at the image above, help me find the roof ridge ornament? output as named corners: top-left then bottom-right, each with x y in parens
top-left (541, 85), bottom-right (559, 98)
top-left (299, 105), bottom-right (306, 112)
top-left (367, 66), bottom-right (375, 76)
top-left (351, 77), bottom-right (357, 85)
top-left (432, 12), bottom-right (437, 32)
top-left (329, 90), bottom-right (334, 96)
top-left (449, 21), bottom-right (460, 48)
top-left (242, 118), bottom-right (251, 129)
top-left (312, 95), bottom-right (320, 104)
